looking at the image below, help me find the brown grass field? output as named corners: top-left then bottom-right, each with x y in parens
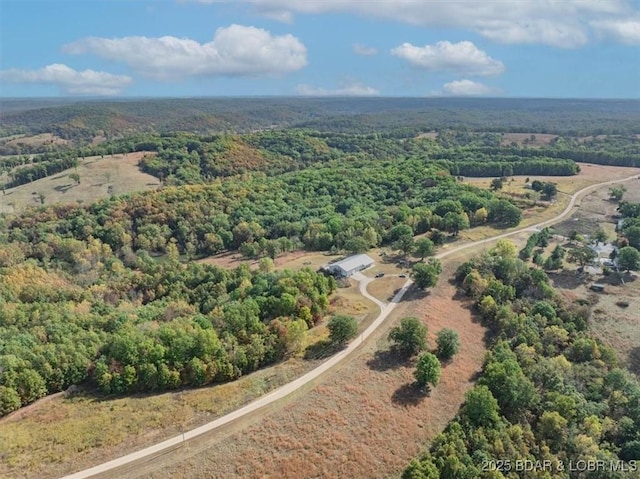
top-left (1, 163), bottom-right (639, 479)
top-left (3, 132), bottom-right (69, 148)
top-left (459, 163), bottom-right (640, 243)
top-left (0, 152), bottom-right (160, 214)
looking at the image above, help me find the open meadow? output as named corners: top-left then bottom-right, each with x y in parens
top-left (0, 152), bottom-right (159, 214)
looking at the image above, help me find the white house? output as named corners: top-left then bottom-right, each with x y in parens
top-left (326, 254), bottom-right (374, 277)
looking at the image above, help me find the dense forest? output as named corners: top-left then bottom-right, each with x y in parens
top-left (402, 240), bottom-right (640, 479)
top-left (2, 98), bottom-right (640, 143)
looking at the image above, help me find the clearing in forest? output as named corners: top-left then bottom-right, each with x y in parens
top-left (0, 152), bottom-right (159, 214)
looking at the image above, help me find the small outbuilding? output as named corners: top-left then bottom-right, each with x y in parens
top-left (590, 283), bottom-right (606, 292)
top-left (326, 254), bottom-right (374, 277)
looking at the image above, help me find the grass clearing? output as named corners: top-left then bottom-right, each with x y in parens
top-left (4, 133), bottom-right (68, 148)
top-left (458, 163), bottom-right (640, 244)
top-left (0, 152), bottom-right (159, 214)
top-left (367, 276), bottom-right (408, 303)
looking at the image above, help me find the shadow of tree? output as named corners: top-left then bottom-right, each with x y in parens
top-left (303, 340), bottom-right (343, 360)
top-left (628, 347), bottom-right (640, 377)
top-left (54, 184), bottom-right (74, 193)
top-left (391, 382), bottom-right (428, 406)
top-left (548, 271), bottom-right (585, 290)
top-left (402, 288), bottom-right (430, 301)
top-left (366, 348), bottom-right (411, 372)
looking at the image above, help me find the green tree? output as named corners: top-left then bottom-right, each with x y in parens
top-left (69, 172), bottom-right (80, 184)
top-left (402, 457), bottom-right (440, 479)
top-left (541, 182), bottom-right (558, 200)
top-left (435, 329), bottom-right (460, 360)
top-left (490, 178), bottom-right (503, 191)
top-left (488, 199), bottom-right (522, 227)
top-left (538, 411), bottom-right (568, 451)
top-left (412, 259), bottom-right (441, 290)
top-left (609, 186), bottom-right (627, 202)
top-left (0, 386), bottom-right (21, 415)
top-left (14, 369), bottom-right (47, 404)
top-left (394, 235), bottom-right (415, 257)
top-left (460, 385), bottom-right (500, 428)
top-left (442, 211), bottom-right (469, 236)
top-left (414, 237), bottom-right (435, 260)
top-left (388, 317), bottom-right (428, 357)
top-left (624, 225), bottom-right (640, 249)
top-left (617, 246), bottom-right (640, 272)
top-left (567, 246), bottom-right (596, 267)
top-left (429, 229), bottom-right (446, 246)
top-left (344, 237), bottom-right (370, 254)
top-left (593, 227), bottom-right (608, 246)
top-left (414, 352), bottom-right (441, 389)
top-left (480, 354), bottom-right (539, 420)
top-left (327, 315), bottom-right (357, 345)
top-left (492, 239), bottom-right (517, 259)
top-left (258, 257), bottom-right (274, 273)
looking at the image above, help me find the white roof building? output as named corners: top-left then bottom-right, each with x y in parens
top-left (326, 254), bottom-right (374, 277)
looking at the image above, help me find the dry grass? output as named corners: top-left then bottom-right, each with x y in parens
top-left (5, 133), bottom-right (69, 148)
top-left (500, 132), bottom-right (558, 147)
top-left (367, 276), bottom-right (408, 303)
top-left (197, 251), bottom-right (344, 272)
top-left (557, 276), bottom-right (640, 370)
top-left (464, 163), bottom-right (640, 196)
top-left (0, 152), bottom-right (160, 214)
top-left (459, 163), bottom-right (640, 243)
top-left (0, 357), bottom-right (324, 479)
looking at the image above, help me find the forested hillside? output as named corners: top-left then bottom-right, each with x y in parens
top-left (402, 242), bottom-right (640, 479)
top-left (1, 130), bottom-right (525, 415)
top-left (2, 98), bottom-right (640, 143)
top-left (5, 127), bottom-right (640, 193)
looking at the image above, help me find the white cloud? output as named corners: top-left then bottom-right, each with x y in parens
top-left (435, 79), bottom-right (502, 97)
top-left (391, 41), bottom-right (504, 76)
top-left (63, 24), bottom-right (307, 80)
top-left (295, 82), bottom-right (379, 96)
top-left (191, 0), bottom-right (639, 48)
top-left (0, 64), bottom-right (132, 95)
top-left (353, 43), bottom-right (378, 56)
top-left (591, 18), bottom-right (640, 44)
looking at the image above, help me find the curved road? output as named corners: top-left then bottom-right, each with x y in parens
top-left (62, 172), bottom-right (638, 479)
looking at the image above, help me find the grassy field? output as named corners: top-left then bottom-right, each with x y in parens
top-left (458, 163), bottom-right (640, 243)
top-left (3, 132), bottom-right (69, 148)
top-left (0, 152), bottom-right (159, 214)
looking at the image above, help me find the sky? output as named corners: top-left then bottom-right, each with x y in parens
top-left (1, 0), bottom-right (639, 98)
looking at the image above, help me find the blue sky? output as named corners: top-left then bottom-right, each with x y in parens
top-left (1, 0), bottom-right (639, 98)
